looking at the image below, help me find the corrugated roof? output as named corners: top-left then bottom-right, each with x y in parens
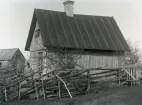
top-left (0, 48), bottom-right (18, 61)
top-left (25, 9), bottom-right (129, 51)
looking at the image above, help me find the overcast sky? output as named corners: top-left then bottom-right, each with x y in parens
top-left (0, 0), bottom-right (142, 58)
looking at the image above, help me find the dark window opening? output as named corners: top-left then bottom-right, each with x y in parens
top-left (35, 29), bottom-right (40, 38)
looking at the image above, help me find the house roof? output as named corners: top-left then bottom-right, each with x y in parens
top-left (0, 48), bottom-right (19, 61)
top-left (25, 9), bottom-right (130, 51)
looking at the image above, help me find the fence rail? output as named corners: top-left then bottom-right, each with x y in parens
top-left (0, 66), bottom-right (141, 102)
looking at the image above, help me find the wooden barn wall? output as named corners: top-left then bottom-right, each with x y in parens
top-left (0, 61), bottom-right (11, 69)
top-left (10, 50), bottom-right (26, 73)
top-left (76, 51), bottom-right (124, 69)
top-left (29, 21), bottom-right (126, 80)
top-left (30, 21), bottom-right (125, 70)
top-left (0, 61), bottom-right (12, 79)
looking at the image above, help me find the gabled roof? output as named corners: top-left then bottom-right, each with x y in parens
top-left (25, 9), bottom-right (129, 51)
top-left (0, 48), bottom-right (19, 61)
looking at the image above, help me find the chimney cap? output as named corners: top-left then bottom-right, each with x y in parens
top-left (63, 0), bottom-right (74, 5)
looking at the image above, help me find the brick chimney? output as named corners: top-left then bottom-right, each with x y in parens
top-left (63, 0), bottom-right (74, 17)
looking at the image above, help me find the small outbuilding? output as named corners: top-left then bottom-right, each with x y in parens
top-left (0, 48), bottom-right (26, 79)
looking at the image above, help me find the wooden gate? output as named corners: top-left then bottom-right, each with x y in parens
top-left (123, 65), bottom-right (142, 85)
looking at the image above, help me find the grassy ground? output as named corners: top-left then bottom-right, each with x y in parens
top-left (1, 85), bottom-right (142, 105)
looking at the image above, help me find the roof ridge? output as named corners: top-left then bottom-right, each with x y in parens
top-left (34, 8), bottom-right (113, 18)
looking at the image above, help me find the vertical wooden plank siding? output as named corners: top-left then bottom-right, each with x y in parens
top-left (76, 51), bottom-right (124, 69)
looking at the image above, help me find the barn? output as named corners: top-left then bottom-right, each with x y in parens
top-left (0, 48), bottom-right (26, 80)
top-left (25, 0), bottom-right (129, 75)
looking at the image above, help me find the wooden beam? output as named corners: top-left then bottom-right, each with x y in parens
top-left (4, 87), bottom-right (8, 102)
top-left (58, 80), bottom-right (61, 98)
top-left (56, 75), bottom-right (72, 99)
top-left (18, 82), bottom-right (21, 100)
top-left (123, 69), bottom-right (136, 80)
top-left (42, 79), bottom-right (46, 99)
top-left (34, 81), bottom-right (39, 100)
top-left (86, 70), bottom-right (90, 94)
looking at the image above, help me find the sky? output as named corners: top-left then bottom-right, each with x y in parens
top-left (0, 0), bottom-right (142, 59)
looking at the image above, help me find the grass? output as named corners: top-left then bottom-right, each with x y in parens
top-left (1, 85), bottom-right (142, 105)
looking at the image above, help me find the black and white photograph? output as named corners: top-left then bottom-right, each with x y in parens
top-left (0, 0), bottom-right (142, 105)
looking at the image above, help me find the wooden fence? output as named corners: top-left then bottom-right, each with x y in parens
top-left (0, 66), bottom-right (141, 102)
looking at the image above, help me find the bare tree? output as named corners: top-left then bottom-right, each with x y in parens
top-left (29, 29), bottom-right (84, 80)
top-left (124, 39), bottom-right (142, 65)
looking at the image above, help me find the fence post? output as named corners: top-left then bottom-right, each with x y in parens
top-left (58, 80), bottom-right (61, 98)
top-left (34, 80), bottom-right (39, 100)
top-left (56, 75), bottom-right (72, 98)
top-left (127, 68), bottom-right (129, 85)
top-left (87, 70), bottom-right (91, 94)
top-left (53, 70), bottom-right (58, 97)
top-left (118, 69), bottom-right (121, 86)
top-left (4, 87), bottom-right (7, 102)
top-left (18, 82), bottom-right (21, 100)
top-left (42, 79), bottom-right (46, 99)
